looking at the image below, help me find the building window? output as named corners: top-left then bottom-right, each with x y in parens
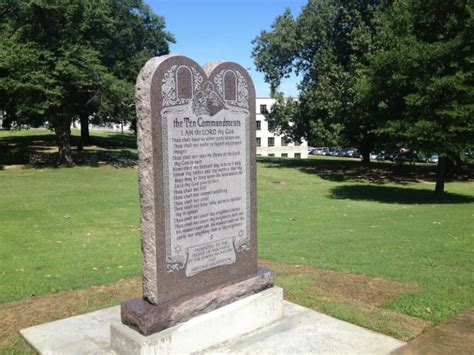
top-left (281, 153), bottom-right (288, 158)
top-left (256, 120), bottom-right (261, 130)
top-left (260, 104), bottom-right (268, 114)
top-left (294, 153), bottom-right (301, 159)
top-left (256, 137), bottom-right (261, 147)
top-left (268, 153), bottom-right (275, 157)
top-left (294, 141), bottom-right (301, 146)
top-left (268, 137), bottom-right (274, 147)
top-left (281, 137), bottom-right (289, 146)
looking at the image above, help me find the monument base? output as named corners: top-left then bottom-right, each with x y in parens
top-left (112, 286), bottom-right (283, 354)
top-left (121, 267), bottom-right (274, 336)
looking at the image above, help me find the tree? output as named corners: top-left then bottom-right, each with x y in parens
top-left (0, 0), bottom-right (174, 165)
top-left (266, 93), bottom-right (345, 148)
top-left (252, 0), bottom-right (382, 162)
top-left (366, 0), bottom-right (474, 194)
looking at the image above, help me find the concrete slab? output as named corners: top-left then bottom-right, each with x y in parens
top-left (205, 301), bottom-right (405, 354)
top-left (20, 306), bottom-right (118, 354)
top-left (21, 297), bottom-right (404, 354)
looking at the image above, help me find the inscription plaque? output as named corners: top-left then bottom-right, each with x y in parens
top-left (161, 65), bottom-right (251, 277)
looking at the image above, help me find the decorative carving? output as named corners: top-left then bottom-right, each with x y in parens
top-left (236, 71), bottom-right (249, 108)
top-left (192, 67), bottom-right (203, 91)
top-left (192, 81), bottom-right (227, 117)
top-left (166, 253), bottom-right (187, 272)
top-left (162, 65), bottom-right (178, 107)
top-left (213, 69), bottom-right (249, 109)
top-left (214, 70), bottom-right (225, 96)
top-left (234, 229), bottom-right (250, 252)
top-left (162, 65), bottom-right (204, 107)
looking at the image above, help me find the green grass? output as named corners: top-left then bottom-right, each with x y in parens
top-left (257, 159), bottom-right (474, 323)
top-left (1, 130), bottom-right (473, 329)
top-left (0, 166), bottom-right (141, 303)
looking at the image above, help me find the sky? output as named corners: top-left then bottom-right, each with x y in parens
top-left (148, 0), bottom-right (307, 97)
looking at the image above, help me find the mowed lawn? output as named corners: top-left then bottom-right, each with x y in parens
top-left (256, 159), bottom-right (474, 325)
top-left (1, 130), bottom-right (473, 346)
top-left (0, 166), bottom-right (142, 302)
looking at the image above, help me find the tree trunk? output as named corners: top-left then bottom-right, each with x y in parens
top-left (130, 118), bottom-right (137, 135)
top-left (435, 155), bottom-right (447, 196)
top-left (55, 118), bottom-right (74, 167)
top-left (452, 154), bottom-right (463, 177)
top-left (360, 134), bottom-right (374, 165)
top-left (80, 114), bottom-right (90, 146)
top-left (361, 149), bottom-right (370, 164)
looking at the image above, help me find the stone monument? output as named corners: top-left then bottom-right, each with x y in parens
top-left (117, 55), bottom-right (280, 345)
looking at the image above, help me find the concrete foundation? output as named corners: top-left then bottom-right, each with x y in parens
top-left (20, 288), bottom-right (404, 354)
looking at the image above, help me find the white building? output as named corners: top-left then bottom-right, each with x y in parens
top-left (255, 98), bottom-right (308, 159)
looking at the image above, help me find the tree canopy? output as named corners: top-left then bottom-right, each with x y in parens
top-left (252, 0), bottom-right (474, 194)
top-left (252, 0), bottom-right (381, 161)
top-left (366, 0), bottom-right (474, 193)
top-left (0, 0), bottom-right (174, 165)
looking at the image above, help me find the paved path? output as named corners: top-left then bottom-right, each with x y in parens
top-left (393, 307), bottom-right (474, 355)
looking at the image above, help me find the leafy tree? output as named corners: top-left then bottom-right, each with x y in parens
top-left (367, 0), bottom-right (474, 194)
top-left (0, 0), bottom-right (174, 165)
top-left (252, 0), bottom-right (381, 162)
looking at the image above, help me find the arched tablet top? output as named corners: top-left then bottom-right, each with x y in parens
top-left (203, 60), bottom-right (256, 110)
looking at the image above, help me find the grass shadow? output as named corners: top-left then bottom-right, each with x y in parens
top-left (85, 133), bottom-right (136, 150)
top-left (257, 157), bottom-right (473, 184)
top-left (75, 149), bottom-right (137, 168)
top-left (0, 132), bottom-right (57, 165)
top-left (0, 131), bottom-right (137, 168)
top-left (329, 184), bottom-right (474, 204)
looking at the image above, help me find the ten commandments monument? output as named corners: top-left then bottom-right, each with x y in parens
top-left (118, 55), bottom-right (282, 344)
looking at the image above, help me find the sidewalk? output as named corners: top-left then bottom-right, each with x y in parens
top-left (393, 307), bottom-right (474, 355)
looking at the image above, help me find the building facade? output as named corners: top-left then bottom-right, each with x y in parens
top-left (255, 98), bottom-right (308, 159)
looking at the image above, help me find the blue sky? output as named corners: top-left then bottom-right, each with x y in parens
top-left (148, 0), bottom-right (307, 97)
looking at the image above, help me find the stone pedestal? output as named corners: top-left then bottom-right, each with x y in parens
top-left (121, 267), bottom-right (273, 335)
top-left (111, 287), bottom-right (284, 354)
